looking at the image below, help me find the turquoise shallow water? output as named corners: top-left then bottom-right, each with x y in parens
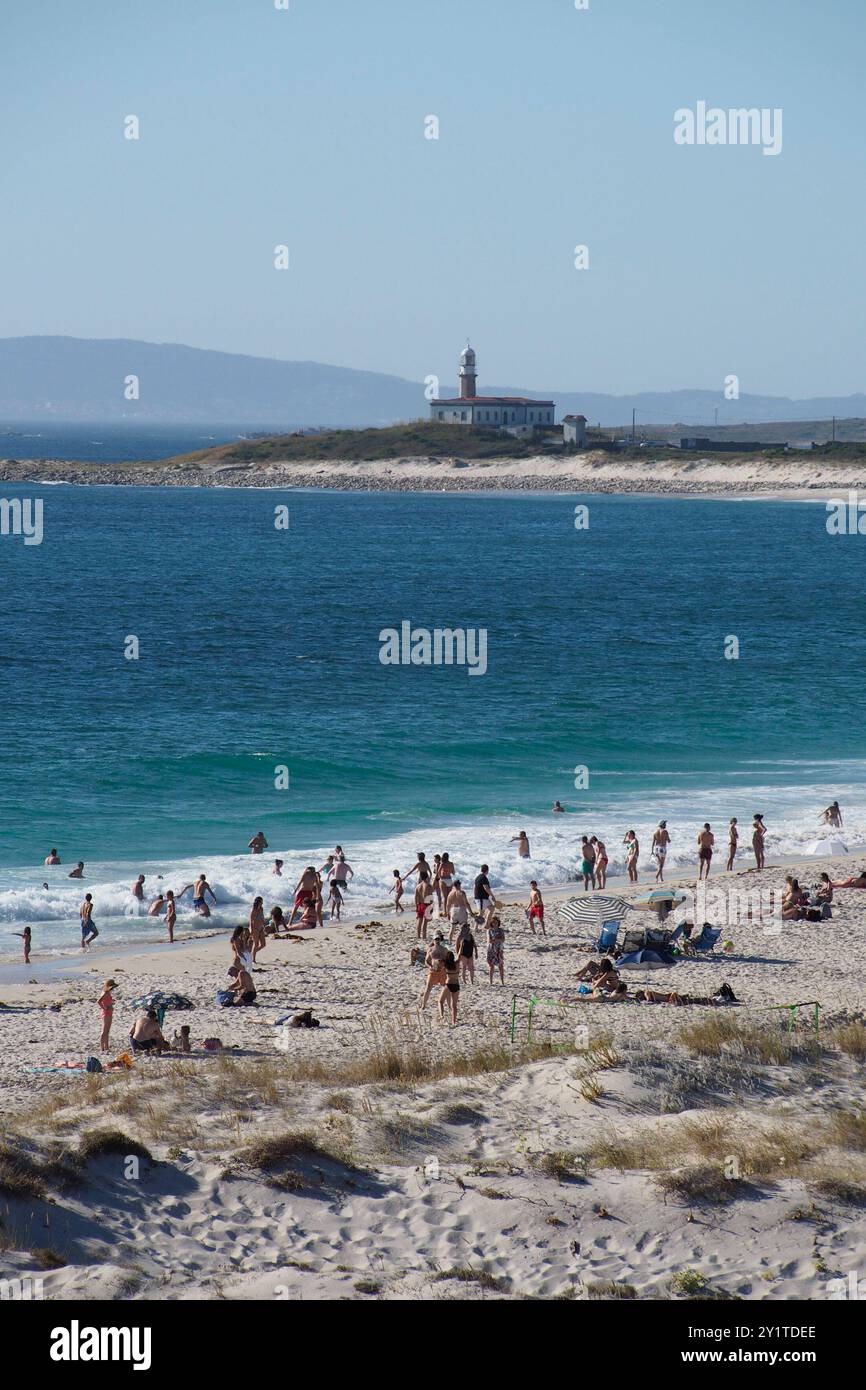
top-left (0, 481), bottom-right (864, 953)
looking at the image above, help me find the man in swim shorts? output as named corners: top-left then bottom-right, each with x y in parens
top-left (527, 881), bottom-right (545, 936)
top-left (697, 824), bottom-right (715, 880)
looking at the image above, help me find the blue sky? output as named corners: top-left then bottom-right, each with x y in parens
top-left (1, 0), bottom-right (863, 395)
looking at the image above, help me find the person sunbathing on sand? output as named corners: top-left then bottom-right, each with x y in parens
top-left (832, 869), bottom-right (866, 889)
top-left (589, 981), bottom-right (628, 1000)
top-left (576, 957), bottom-right (612, 983)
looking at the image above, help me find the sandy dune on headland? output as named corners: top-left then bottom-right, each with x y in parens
top-left (2, 852), bottom-right (866, 1301)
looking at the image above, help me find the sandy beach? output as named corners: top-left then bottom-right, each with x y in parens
top-left (3, 849), bottom-right (866, 1301)
top-left (3, 450), bottom-right (866, 500)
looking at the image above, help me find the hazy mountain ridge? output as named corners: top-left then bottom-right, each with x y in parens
top-left (1, 336), bottom-right (863, 430)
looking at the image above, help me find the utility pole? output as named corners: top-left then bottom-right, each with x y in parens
top-left (632, 408), bottom-right (636, 444)
top-left (832, 415), bottom-right (836, 442)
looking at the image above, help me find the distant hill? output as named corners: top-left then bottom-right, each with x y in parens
top-left (1, 336), bottom-right (863, 432)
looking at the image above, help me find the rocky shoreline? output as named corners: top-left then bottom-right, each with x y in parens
top-left (2, 453), bottom-right (865, 498)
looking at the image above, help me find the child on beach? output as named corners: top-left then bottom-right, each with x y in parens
top-left (98, 978), bottom-right (116, 1053)
top-left (527, 881), bottom-right (546, 936)
top-left (415, 870), bottom-right (434, 940)
top-left (14, 926), bottom-right (31, 964)
top-left (165, 889), bottom-right (176, 943)
top-left (392, 870), bottom-right (404, 913)
top-left (328, 879), bottom-right (343, 921)
top-left (173, 1024), bottom-right (192, 1053)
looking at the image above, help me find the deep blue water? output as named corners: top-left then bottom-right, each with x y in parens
top-left (0, 482), bottom-right (864, 951)
top-left (0, 420), bottom-right (262, 462)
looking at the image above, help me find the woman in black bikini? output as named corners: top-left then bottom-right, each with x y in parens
top-left (438, 951), bottom-right (460, 1025)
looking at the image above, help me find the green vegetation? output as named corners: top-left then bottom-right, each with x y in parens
top-left (168, 421), bottom-right (559, 467)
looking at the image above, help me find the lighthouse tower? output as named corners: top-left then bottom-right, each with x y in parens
top-left (458, 341), bottom-right (477, 400)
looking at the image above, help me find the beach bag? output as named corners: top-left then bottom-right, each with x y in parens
top-left (85, 1056), bottom-right (103, 1073)
top-left (215, 990), bottom-right (235, 1008)
top-left (805, 907), bottom-right (822, 923)
top-left (203, 1037), bottom-right (222, 1051)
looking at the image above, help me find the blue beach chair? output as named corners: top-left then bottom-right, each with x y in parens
top-left (595, 919), bottom-right (621, 953)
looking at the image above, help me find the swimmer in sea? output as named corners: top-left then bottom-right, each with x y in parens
top-left (178, 874), bottom-right (217, 918)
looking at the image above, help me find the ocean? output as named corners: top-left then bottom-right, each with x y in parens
top-left (1, 471), bottom-right (864, 959)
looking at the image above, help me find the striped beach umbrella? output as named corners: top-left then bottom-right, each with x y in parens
top-left (557, 895), bottom-right (632, 925)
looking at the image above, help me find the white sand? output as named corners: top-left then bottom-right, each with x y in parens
top-left (2, 852), bottom-right (866, 1301)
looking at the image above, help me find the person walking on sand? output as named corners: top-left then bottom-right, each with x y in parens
top-left (420, 932), bottom-right (450, 1008)
top-left (68, 862), bottom-right (85, 879)
top-left (486, 915), bottom-right (506, 985)
top-left (821, 800), bottom-right (843, 829)
top-left (593, 836), bottom-right (609, 890)
top-left (44, 848), bottom-right (61, 865)
top-left (415, 870), bottom-right (434, 940)
top-left (752, 814), bottom-right (767, 870)
top-left (652, 822), bottom-right (670, 883)
top-left (438, 950), bottom-right (460, 1026)
top-left (249, 896), bottom-right (267, 961)
top-left (579, 837), bottom-right (596, 891)
top-left (726, 818), bottom-right (738, 871)
top-left (98, 978), bottom-right (116, 1053)
top-left (473, 864), bottom-right (493, 924)
top-left (391, 870), bottom-right (405, 914)
top-left (14, 926), bottom-right (32, 964)
top-left (436, 852), bottom-right (457, 918)
top-left (454, 920), bottom-right (478, 984)
top-left (527, 881), bottom-right (546, 935)
top-left (248, 830), bottom-right (268, 855)
top-left (165, 889), bottom-right (176, 943)
top-left (697, 823), bottom-right (715, 880)
top-left (510, 830), bottom-right (531, 858)
top-left (623, 830), bottom-right (639, 883)
top-left (178, 874), bottom-right (217, 918)
top-left (80, 893), bottom-right (98, 949)
top-left (445, 879), bottom-right (471, 934)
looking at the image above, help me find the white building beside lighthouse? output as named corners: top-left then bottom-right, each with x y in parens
top-left (430, 342), bottom-right (555, 434)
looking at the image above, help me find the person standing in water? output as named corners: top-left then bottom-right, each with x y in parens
top-left (178, 874), bottom-right (217, 918)
top-left (552, 801), bottom-right (565, 813)
top-left (132, 874), bottom-right (146, 901)
top-left (80, 894), bottom-right (98, 949)
top-left (391, 870), bottom-right (405, 914)
top-left (165, 889), bottom-right (176, 943)
top-left (697, 824), bottom-right (715, 880)
top-left (44, 849), bottom-right (61, 865)
top-left (752, 815), bottom-right (767, 870)
top-left (726, 818), bottom-right (738, 872)
top-left (148, 892), bottom-right (165, 917)
top-left (510, 831), bottom-right (531, 858)
top-left (248, 831), bottom-right (268, 855)
top-left (14, 926), bottom-right (31, 964)
top-left (821, 801), bottom-right (843, 829)
top-left (69, 862), bottom-right (85, 879)
top-left (651, 822), bottom-right (670, 883)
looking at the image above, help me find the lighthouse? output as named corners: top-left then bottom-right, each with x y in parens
top-left (458, 341), bottom-right (477, 400)
top-left (430, 341), bottom-right (556, 433)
